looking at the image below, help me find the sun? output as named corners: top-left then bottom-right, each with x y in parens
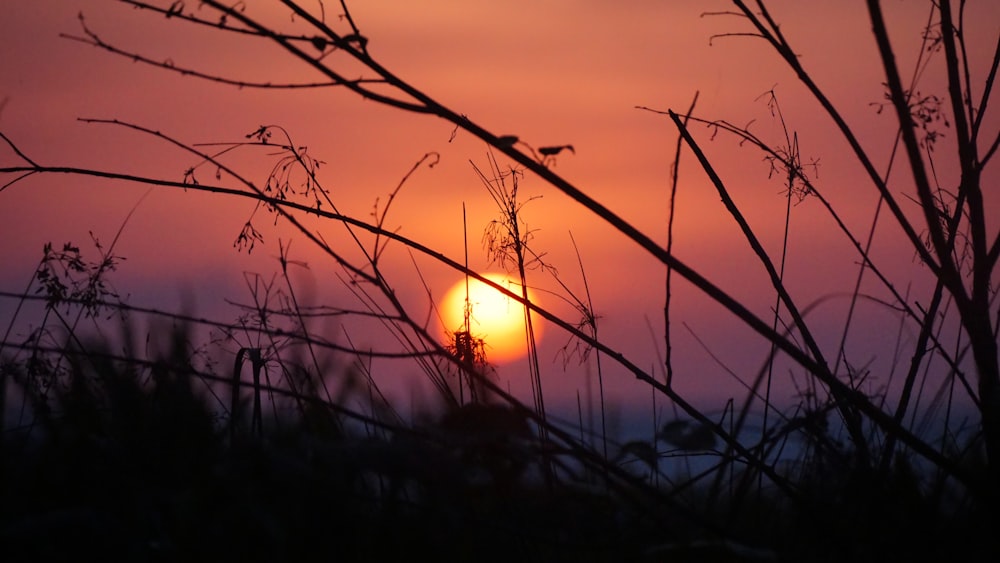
top-left (440, 273), bottom-right (543, 364)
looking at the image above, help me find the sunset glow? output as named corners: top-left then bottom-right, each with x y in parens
top-left (1, 1), bottom-right (996, 411)
top-left (440, 273), bottom-right (542, 364)
top-left (3, 2), bottom-right (1000, 558)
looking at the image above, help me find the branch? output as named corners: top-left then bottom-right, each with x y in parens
top-left (120, 0), bottom-right (274, 36)
top-left (865, 0), bottom-right (968, 306)
top-left (62, 15), bottom-right (381, 90)
top-left (972, 33), bottom-right (1000, 143)
top-left (938, 1), bottom-right (987, 303)
top-left (729, 1), bottom-right (942, 281)
top-left (984, 130), bottom-right (1000, 167)
top-left (670, 111), bottom-right (871, 460)
top-left (0, 130), bottom-right (39, 167)
top-left (638, 109), bottom-right (965, 379)
top-left (196, 0), bottom-right (431, 113)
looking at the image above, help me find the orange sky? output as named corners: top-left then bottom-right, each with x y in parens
top-left (2, 1), bottom-right (998, 426)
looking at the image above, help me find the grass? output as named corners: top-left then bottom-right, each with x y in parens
top-left (0, 322), bottom-right (659, 562)
top-left (0, 282), bottom-right (995, 562)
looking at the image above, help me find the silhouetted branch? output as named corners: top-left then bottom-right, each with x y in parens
top-left (730, 1), bottom-right (941, 280)
top-left (62, 13), bottom-right (382, 90)
top-left (670, 111), bottom-right (872, 465)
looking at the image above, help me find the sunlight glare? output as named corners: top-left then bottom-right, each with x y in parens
top-left (440, 273), bottom-right (542, 364)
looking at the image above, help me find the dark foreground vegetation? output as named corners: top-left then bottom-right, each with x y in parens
top-left (0, 321), bottom-right (995, 562)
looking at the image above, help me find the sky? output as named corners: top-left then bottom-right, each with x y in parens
top-left (1, 1), bottom-right (998, 435)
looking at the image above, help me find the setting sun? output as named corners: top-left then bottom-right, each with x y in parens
top-left (440, 273), bottom-right (543, 364)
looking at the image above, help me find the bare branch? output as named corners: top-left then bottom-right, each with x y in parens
top-left (120, 0), bottom-right (264, 36)
top-left (62, 16), bottom-right (382, 90)
top-left (867, 0), bottom-right (969, 305)
top-left (972, 33), bottom-right (1000, 142)
top-left (0, 130), bottom-right (39, 168)
top-left (195, 0), bottom-right (430, 113)
top-left (730, 0), bottom-right (942, 280)
top-left (669, 111), bottom-right (871, 462)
